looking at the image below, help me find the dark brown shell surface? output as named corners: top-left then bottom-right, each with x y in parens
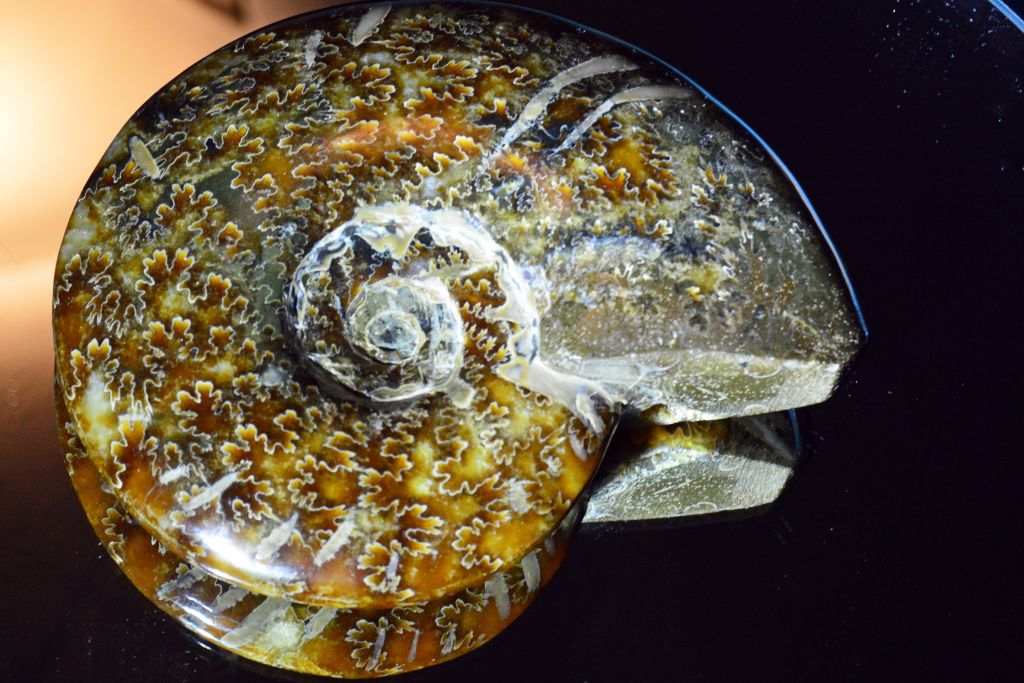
top-left (53, 0), bottom-right (863, 676)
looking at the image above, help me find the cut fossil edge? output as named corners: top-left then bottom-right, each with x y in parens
top-left (583, 411), bottom-right (800, 524)
top-left (571, 350), bottom-right (850, 424)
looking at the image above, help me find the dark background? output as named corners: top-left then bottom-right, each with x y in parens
top-left (2, 1), bottom-right (1022, 680)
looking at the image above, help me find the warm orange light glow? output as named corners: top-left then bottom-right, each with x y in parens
top-left (0, 0), bottom-right (337, 451)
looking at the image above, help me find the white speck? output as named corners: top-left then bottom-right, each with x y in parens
top-left (484, 573), bottom-right (510, 621)
top-left (181, 472), bottom-right (238, 513)
top-left (304, 31), bottom-right (322, 68)
top-left (384, 548), bottom-right (400, 591)
top-left (213, 586), bottom-right (248, 613)
top-left (260, 364), bottom-right (286, 387)
top-left (406, 628), bottom-right (420, 663)
top-left (302, 607), bottom-right (337, 643)
top-left (314, 517), bottom-right (355, 566)
top-left (521, 550), bottom-right (541, 593)
top-left (221, 598), bottom-right (291, 648)
top-left (350, 4), bottom-right (391, 46)
top-left (544, 535), bottom-right (556, 556)
top-left (81, 371), bottom-right (116, 447)
top-left (447, 378), bottom-right (476, 408)
top-left (260, 619), bottom-right (303, 653)
top-left (255, 513), bottom-right (298, 561)
top-left (420, 175), bottom-right (439, 197)
top-left (369, 622), bottom-right (387, 670)
top-left (505, 479), bottom-right (532, 515)
top-left (362, 50), bottom-right (392, 65)
top-left (159, 464), bottom-right (189, 484)
top-left (129, 135), bottom-right (161, 179)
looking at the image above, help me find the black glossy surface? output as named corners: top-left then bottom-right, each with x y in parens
top-left (2, 1), bottom-right (1022, 680)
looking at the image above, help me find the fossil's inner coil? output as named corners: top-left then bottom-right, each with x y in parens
top-left (287, 205), bottom-right (544, 405)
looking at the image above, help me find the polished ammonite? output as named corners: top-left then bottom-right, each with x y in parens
top-left (53, 1), bottom-right (863, 677)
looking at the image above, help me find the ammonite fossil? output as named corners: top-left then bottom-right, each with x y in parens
top-left (53, 1), bottom-right (864, 677)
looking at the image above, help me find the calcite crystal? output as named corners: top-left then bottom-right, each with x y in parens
top-left (52, 1), bottom-right (862, 676)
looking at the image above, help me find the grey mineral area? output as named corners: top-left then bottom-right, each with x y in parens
top-left (584, 412), bottom-right (799, 524)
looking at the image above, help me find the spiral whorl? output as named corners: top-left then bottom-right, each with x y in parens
top-left (288, 204), bottom-right (543, 404)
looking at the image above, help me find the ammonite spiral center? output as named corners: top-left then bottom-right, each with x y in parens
top-left (351, 284), bottom-right (429, 364)
top-left (287, 203), bottom-right (545, 403)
